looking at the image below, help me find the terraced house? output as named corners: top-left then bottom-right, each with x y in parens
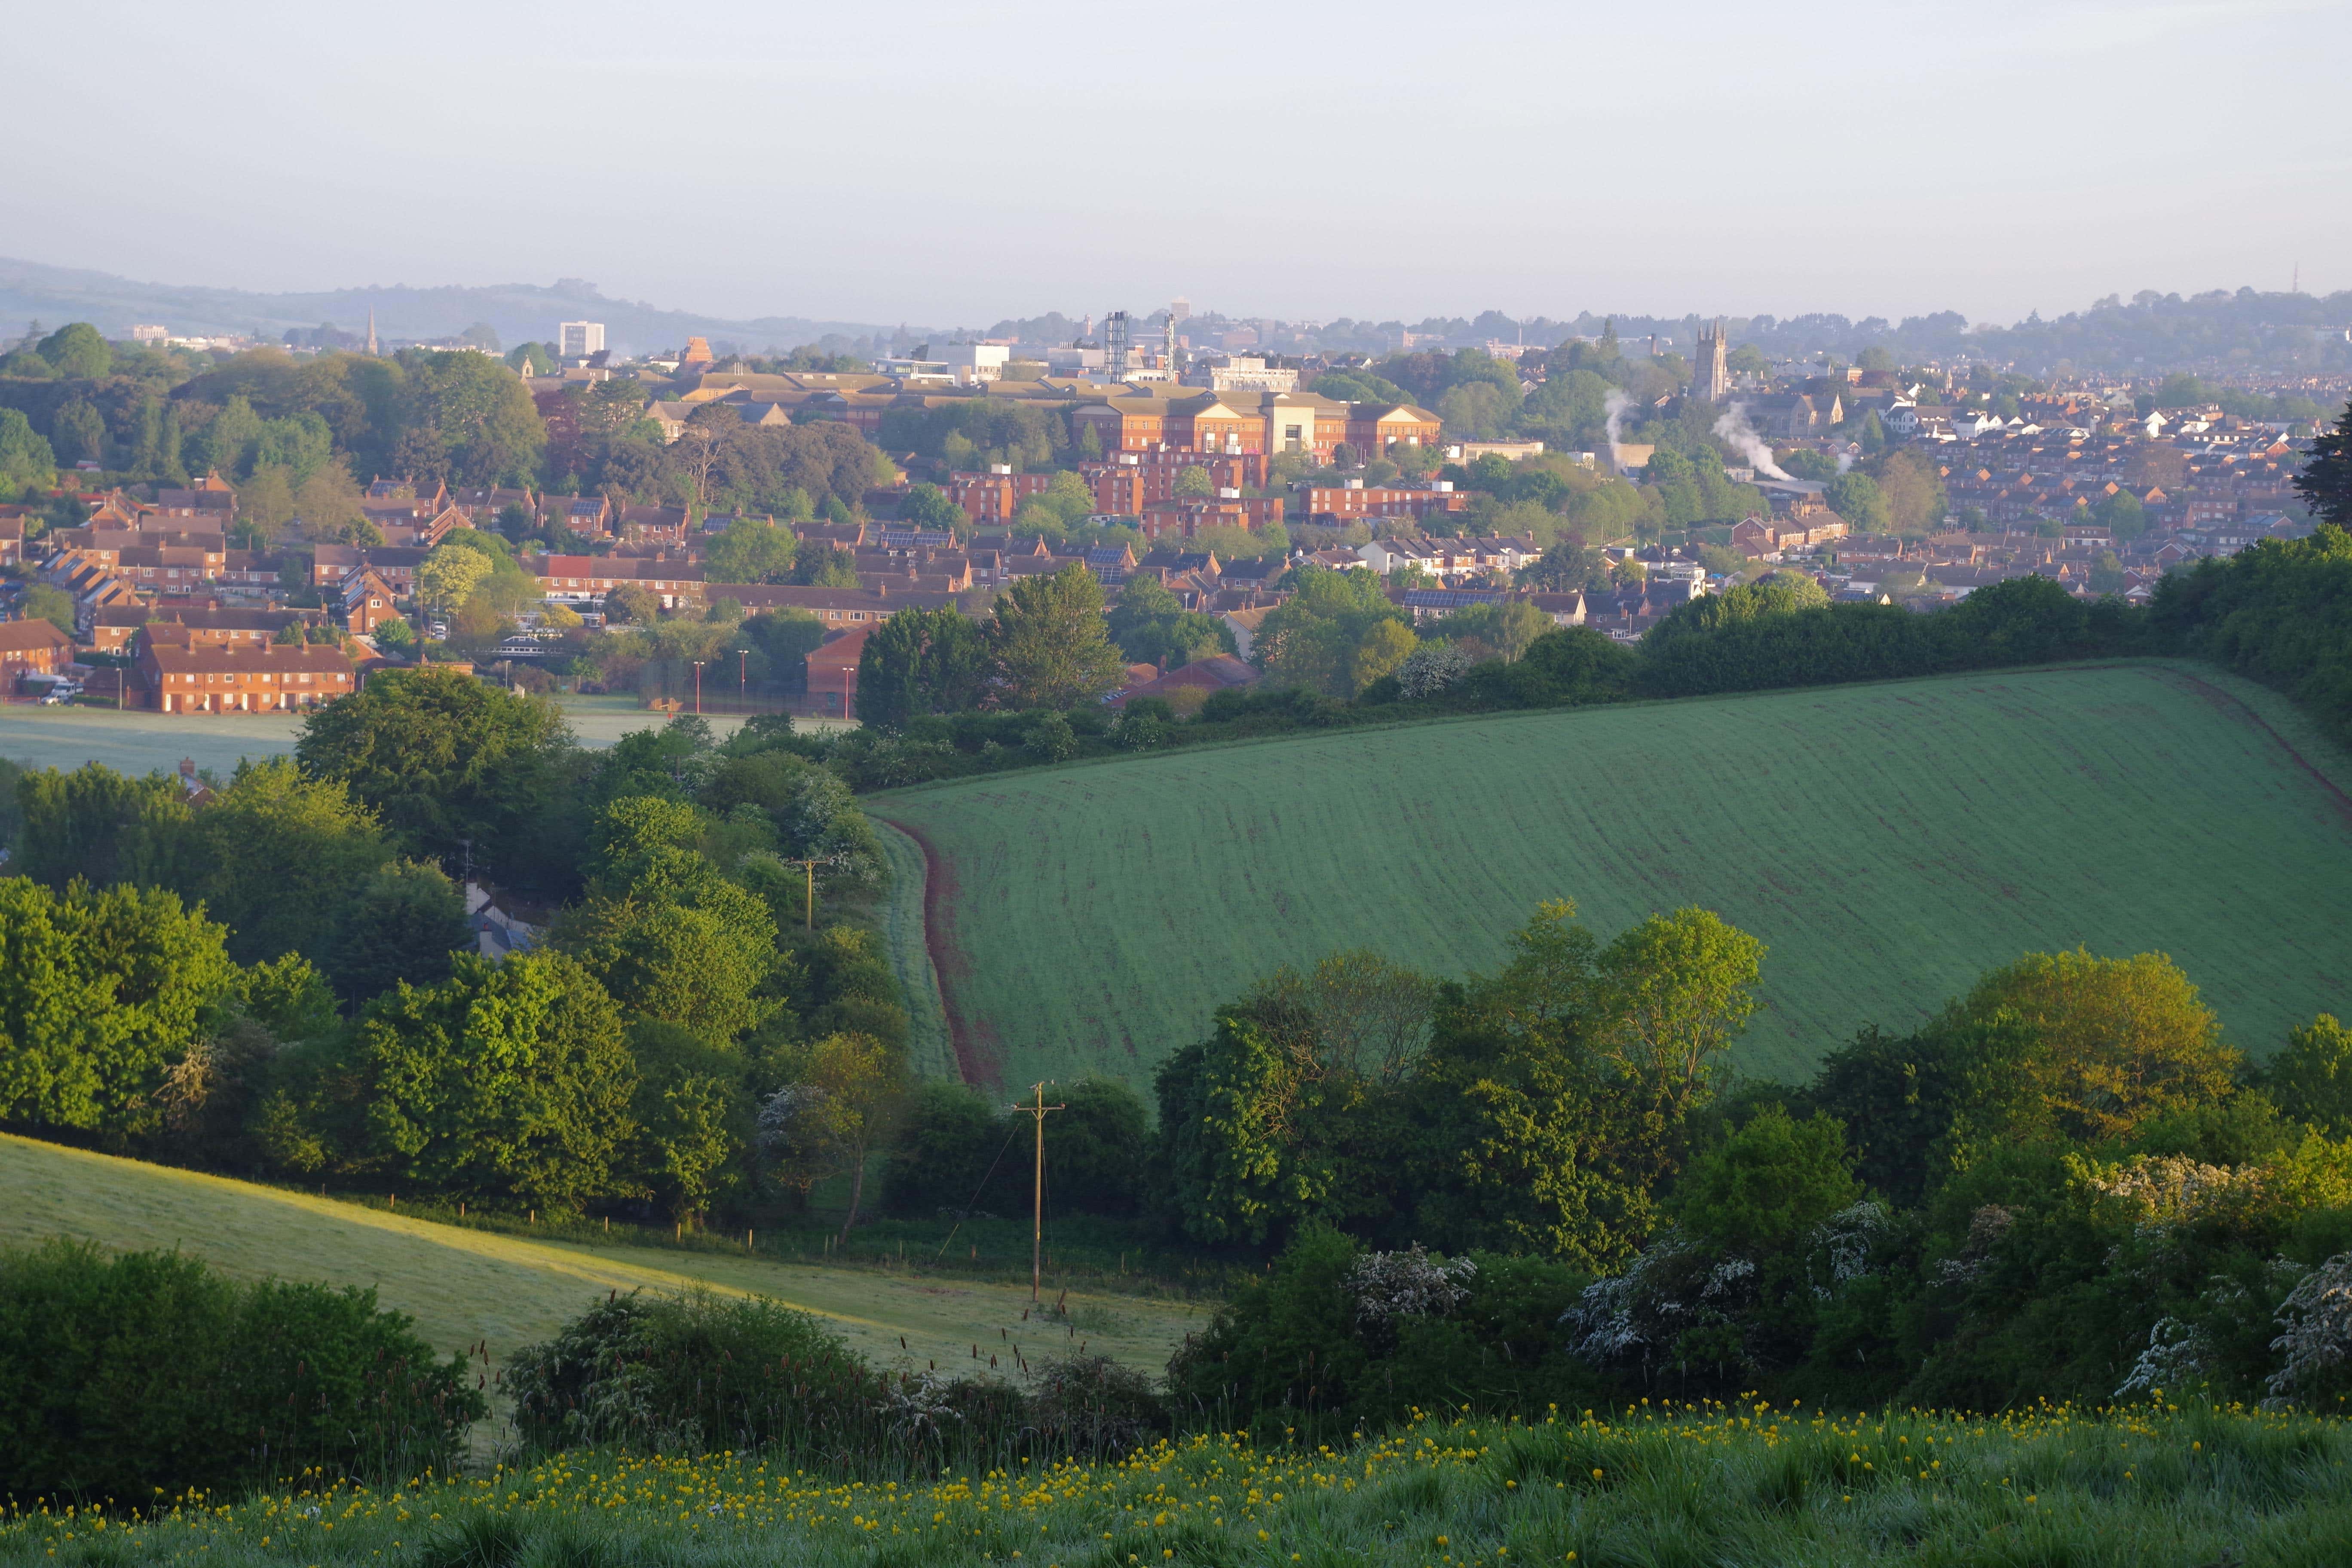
top-left (138, 641), bottom-right (356, 713)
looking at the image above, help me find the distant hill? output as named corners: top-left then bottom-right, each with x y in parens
top-left (0, 256), bottom-right (925, 357)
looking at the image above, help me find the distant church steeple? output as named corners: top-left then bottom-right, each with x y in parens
top-left (366, 308), bottom-right (378, 355)
top-left (1692, 317), bottom-right (1728, 402)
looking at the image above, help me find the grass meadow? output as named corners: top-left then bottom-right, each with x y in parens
top-left (0, 695), bottom-right (854, 777)
top-left (873, 662), bottom-right (2352, 1093)
top-left (10, 1400), bottom-right (2350, 1567)
top-left (0, 1135), bottom-right (1205, 1378)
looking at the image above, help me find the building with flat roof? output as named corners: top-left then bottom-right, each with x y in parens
top-left (559, 321), bottom-right (606, 358)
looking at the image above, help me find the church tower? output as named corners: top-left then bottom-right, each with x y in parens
top-left (1693, 317), bottom-right (1728, 402)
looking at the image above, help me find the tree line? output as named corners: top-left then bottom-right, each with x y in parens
top-left (823, 568), bottom-right (2151, 791)
top-left (1147, 900), bottom-right (2352, 1427)
top-left (0, 671), bottom-right (916, 1224)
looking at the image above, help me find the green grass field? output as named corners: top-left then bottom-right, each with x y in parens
top-left (0, 696), bottom-right (851, 776)
top-left (15, 1400), bottom-right (2350, 1565)
top-left (0, 1134), bottom-right (1203, 1375)
top-left (873, 662), bottom-right (2352, 1092)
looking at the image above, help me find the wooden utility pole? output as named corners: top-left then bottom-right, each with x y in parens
top-left (787, 858), bottom-right (818, 930)
top-left (1008, 1082), bottom-right (1063, 1303)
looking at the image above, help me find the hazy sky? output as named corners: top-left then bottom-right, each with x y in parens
top-left (11, 0), bottom-right (2348, 329)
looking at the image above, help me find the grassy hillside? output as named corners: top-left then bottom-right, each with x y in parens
top-left (0, 1134), bottom-right (1202, 1373)
top-left (874, 662), bottom-right (2352, 1092)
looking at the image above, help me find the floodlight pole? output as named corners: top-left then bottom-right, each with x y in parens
top-left (690, 659), bottom-right (707, 715)
top-left (1008, 1082), bottom-right (1064, 1302)
top-left (788, 858), bottom-right (818, 930)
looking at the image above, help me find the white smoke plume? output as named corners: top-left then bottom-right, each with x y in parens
top-left (1709, 403), bottom-right (1791, 481)
top-left (1835, 451), bottom-right (1856, 473)
top-left (1603, 390), bottom-right (1632, 471)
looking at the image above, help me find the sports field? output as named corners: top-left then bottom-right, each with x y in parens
top-left (0, 1134), bottom-right (1202, 1374)
top-left (873, 662), bottom-right (2352, 1091)
top-left (0, 697), bottom-right (851, 776)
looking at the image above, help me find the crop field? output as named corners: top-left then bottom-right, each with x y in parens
top-left (874, 662), bottom-right (2352, 1092)
top-left (0, 1134), bottom-right (1203, 1375)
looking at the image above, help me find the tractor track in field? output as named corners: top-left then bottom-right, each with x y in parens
top-left (872, 813), bottom-right (998, 1088)
top-left (2138, 665), bottom-right (2352, 830)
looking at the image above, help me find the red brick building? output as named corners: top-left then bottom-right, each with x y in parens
top-left (1303, 485), bottom-right (1469, 522)
top-left (339, 570), bottom-right (403, 636)
top-left (0, 619), bottom-right (73, 686)
top-left (139, 642), bottom-right (357, 713)
top-left (804, 625), bottom-right (874, 720)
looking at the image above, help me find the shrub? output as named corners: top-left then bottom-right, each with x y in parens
top-left (1167, 1228), bottom-right (1596, 1435)
top-left (1026, 1354), bottom-right (1167, 1455)
top-left (503, 1290), bottom-right (878, 1456)
top-left (883, 1081), bottom-right (1021, 1217)
top-left (0, 1239), bottom-right (478, 1501)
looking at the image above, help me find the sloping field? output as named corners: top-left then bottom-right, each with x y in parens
top-left (874, 662), bottom-right (2352, 1090)
top-left (0, 1134), bottom-right (1200, 1373)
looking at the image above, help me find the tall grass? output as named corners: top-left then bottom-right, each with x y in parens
top-left (8, 1400), bottom-right (2350, 1566)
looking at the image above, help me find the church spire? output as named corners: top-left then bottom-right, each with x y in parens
top-left (366, 307), bottom-right (378, 355)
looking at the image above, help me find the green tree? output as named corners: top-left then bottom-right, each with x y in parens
top-left (233, 464), bottom-right (297, 545)
top-left (187, 757), bottom-right (390, 968)
top-left (991, 561), bottom-right (1126, 708)
top-left (856, 606), bottom-right (993, 731)
top-left (789, 542), bottom-right (860, 587)
top-left (49, 399), bottom-right (106, 469)
top-left (759, 1031), bottom-right (901, 1236)
top-left (324, 860), bottom-right (470, 1006)
top-left (703, 517), bottom-right (799, 584)
top-left (294, 667), bottom-right (572, 884)
top-left (1107, 576), bottom-right (1234, 668)
top-left (1173, 465), bottom-right (1214, 499)
top-left (1420, 900), bottom-right (1762, 1265)
top-left (1949, 949), bottom-right (2239, 1145)
top-left (560, 804), bottom-right (783, 1041)
top-left (585, 794), bottom-right (706, 888)
top-left (1874, 450), bottom-right (1946, 537)
top-left (556, 881), bottom-right (781, 1042)
top-left (398, 350), bottom-right (545, 486)
top-left (20, 583), bottom-right (75, 637)
top-left (1824, 472), bottom-right (1891, 533)
top-left (626, 1021), bottom-right (747, 1220)
top-left (13, 762), bottom-right (198, 891)
top-left (1252, 563), bottom-right (1415, 697)
top-left (1672, 1106), bottom-right (1861, 1256)
top-left (2296, 398), bottom-right (2352, 526)
top-left (1155, 950), bottom-right (1434, 1247)
top-left (901, 483), bottom-right (964, 531)
top-left (193, 395), bottom-right (265, 478)
top-left (415, 541), bottom-right (493, 615)
top-left (295, 461), bottom-right (372, 542)
top-left (882, 1081), bottom-right (1016, 1216)
top-left (2092, 489), bottom-right (2148, 541)
top-left (0, 878), bottom-right (239, 1133)
top-left (2267, 1015), bottom-right (2352, 1136)
top-left (0, 409), bottom-right (55, 489)
top-left (35, 323), bottom-right (111, 380)
top-left (351, 951), bottom-right (637, 1207)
